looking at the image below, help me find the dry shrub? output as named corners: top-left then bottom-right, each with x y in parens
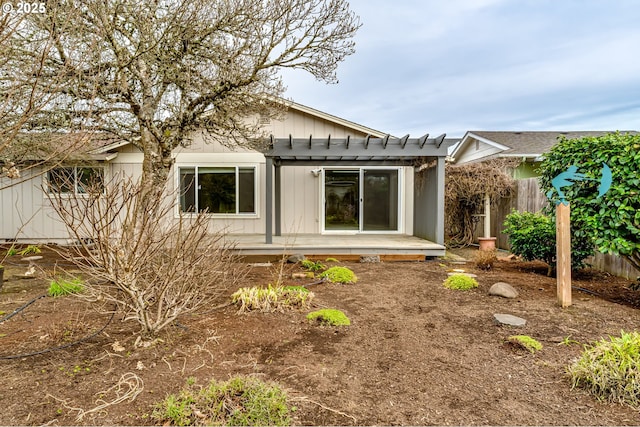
top-left (48, 177), bottom-right (247, 336)
top-left (475, 249), bottom-right (497, 270)
top-left (445, 159), bottom-right (517, 247)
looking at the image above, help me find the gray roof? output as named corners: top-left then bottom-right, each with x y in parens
top-left (467, 130), bottom-right (637, 157)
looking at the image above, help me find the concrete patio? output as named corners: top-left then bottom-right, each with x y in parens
top-left (224, 233), bottom-right (445, 259)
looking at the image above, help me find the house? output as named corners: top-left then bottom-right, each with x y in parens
top-left (450, 131), bottom-right (635, 178)
top-left (0, 100), bottom-right (456, 258)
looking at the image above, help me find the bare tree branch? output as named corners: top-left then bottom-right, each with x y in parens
top-left (48, 176), bottom-right (247, 336)
top-left (5, 0), bottom-right (360, 199)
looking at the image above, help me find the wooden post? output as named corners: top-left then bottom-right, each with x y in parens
top-left (556, 203), bottom-right (571, 307)
top-left (483, 193), bottom-right (491, 238)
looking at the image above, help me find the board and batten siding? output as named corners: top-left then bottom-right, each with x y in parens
top-left (2, 104), bottom-right (415, 242)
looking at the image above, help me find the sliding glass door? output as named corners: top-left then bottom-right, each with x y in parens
top-left (324, 170), bottom-right (359, 231)
top-left (323, 168), bottom-right (400, 232)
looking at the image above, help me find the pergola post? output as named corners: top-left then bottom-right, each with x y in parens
top-left (275, 163), bottom-right (281, 236)
top-left (265, 157), bottom-right (273, 244)
top-left (434, 156), bottom-right (446, 245)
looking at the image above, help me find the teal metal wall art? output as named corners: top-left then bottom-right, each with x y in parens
top-left (546, 163), bottom-right (611, 205)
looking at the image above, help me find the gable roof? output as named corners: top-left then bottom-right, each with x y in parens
top-left (283, 100), bottom-right (389, 138)
top-left (452, 130), bottom-right (638, 163)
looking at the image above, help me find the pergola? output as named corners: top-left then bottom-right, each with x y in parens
top-left (263, 133), bottom-right (456, 244)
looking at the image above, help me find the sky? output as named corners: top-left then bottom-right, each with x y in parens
top-left (281, 0), bottom-right (640, 138)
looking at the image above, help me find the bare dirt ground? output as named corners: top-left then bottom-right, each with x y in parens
top-left (1, 246), bottom-right (640, 426)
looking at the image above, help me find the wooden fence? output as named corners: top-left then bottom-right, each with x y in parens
top-left (473, 177), bottom-right (639, 280)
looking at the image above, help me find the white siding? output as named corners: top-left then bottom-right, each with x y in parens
top-left (454, 139), bottom-right (503, 164)
top-left (1, 105), bottom-right (410, 241)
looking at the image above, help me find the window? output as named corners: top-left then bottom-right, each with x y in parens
top-left (179, 166), bottom-right (256, 214)
top-left (47, 167), bottom-right (104, 195)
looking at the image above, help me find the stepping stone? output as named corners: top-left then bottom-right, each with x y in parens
top-left (447, 272), bottom-right (478, 278)
top-left (489, 282), bottom-right (519, 299)
top-left (360, 255), bottom-right (380, 263)
top-left (494, 313), bottom-right (526, 327)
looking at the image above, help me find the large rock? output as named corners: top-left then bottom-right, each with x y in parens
top-left (489, 282), bottom-right (519, 299)
top-left (493, 313), bottom-right (526, 327)
top-left (287, 254), bottom-right (306, 263)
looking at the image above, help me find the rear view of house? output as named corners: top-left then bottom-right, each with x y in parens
top-left (1, 101), bottom-right (454, 258)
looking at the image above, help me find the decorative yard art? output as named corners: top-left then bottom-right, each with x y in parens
top-left (547, 163), bottom-right (611, 307)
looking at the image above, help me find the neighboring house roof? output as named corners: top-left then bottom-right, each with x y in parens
top-left (451, 130), bottom-right (638, 164)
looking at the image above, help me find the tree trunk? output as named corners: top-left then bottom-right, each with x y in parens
top-left (139, 129), bottom-right (174, 210)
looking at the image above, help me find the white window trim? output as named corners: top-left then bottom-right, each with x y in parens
top-left (44, 165), bottom-right (107, 198)
top-left (176, 164), bottom-right (260, 218)
top-left (319, 166), bottom-right (404, 235)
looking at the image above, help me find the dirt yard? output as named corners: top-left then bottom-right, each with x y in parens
top-left (1, 246), bottom-right (640, 425)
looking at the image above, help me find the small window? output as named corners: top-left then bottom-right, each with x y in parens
top-left (178, 166), bottom-right (256, 214)
top-left (47, 167), bottom-right (104, 195)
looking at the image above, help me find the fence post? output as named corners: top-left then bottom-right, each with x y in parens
top-left (556, 203), bottom-right (571, 307)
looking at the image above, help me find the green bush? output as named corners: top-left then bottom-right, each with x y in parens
top-left (231, 284), bottom-right (314, 313)
top-left (538, 132), bottom-right (640, 274)
top-left (48, 278), bottom-right (84, 297)
top-left (300, 259), bottom-right (326, 272)
top-left (508, 335), bottom-right (543, 353)
top-left (319, 266), bottom-right (357, 284)
top-left (568, 331), bottom-right (640, 407)
top-left (307, 309), bottom-right (350, 326)
top-left (153, 376), bottom-right (291, 426)
top-left (443, 274), bottom-right (478, 290)
top-left (503, 210), bottom-right (592, 276)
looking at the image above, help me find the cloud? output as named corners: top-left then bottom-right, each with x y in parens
top-left (282, 0), bottom-right (640, 137)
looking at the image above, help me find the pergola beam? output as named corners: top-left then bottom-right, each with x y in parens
top-left (266, 135), bottom-right (453, 160)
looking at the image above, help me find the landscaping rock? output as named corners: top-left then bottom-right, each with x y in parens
top-left (489, 282), bottom-right (519, 299)
top-left (494, 313), bottom-right (526, 327)
top-left (360, 255), bottom-right (380, 263)
top-left (287, 254), bottom-right (305, 263)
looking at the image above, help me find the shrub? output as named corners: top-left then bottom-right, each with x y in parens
top-left (153, 376), bottom-right (291, 426)
top-left (307, 309), bottom-right (351, 326)
top-left (503, 210), bottom-right (592, 276)
top-left (325, 257), bottom-right (340, 263)
top-left (18, 245), bottom-right (41, 256)
top-left (443, 274), bottom-right (478, 290)
top-left (48, 278), bottom-right (85, 297)
top-left (568, 331), bottom-right (640, 407)
top-left (319, 266), bottom-right (357, 284)
top-left (474, 249), bottom-right (497, 270)
top-left (231, 284), bottom-right (314, 313)
top-left (300, 259), bottom-right (326, 272)
top-left (508, 335), bottom-right (543, 353)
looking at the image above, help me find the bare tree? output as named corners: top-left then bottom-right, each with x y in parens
top-left (0, 5), bottom-right (95, 187)
top-left (8, 0), bottom-right (361, 201)
top-left (48, 176), bottom-right (246, 336)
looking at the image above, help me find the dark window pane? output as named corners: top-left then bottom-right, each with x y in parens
top-left (179, 168), bottom-right (196, 212)
top-left (77, 168), bottom-right (104, 194)
top-left (198, 167), bottom-right (235, 213)
top-left (48, 168), bottom-right (74, 193)
top-left (238, 167), bottom-right (255, 213)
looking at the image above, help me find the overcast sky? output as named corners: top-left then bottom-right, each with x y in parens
top-left (281, 0), bottom-right (640, 138)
